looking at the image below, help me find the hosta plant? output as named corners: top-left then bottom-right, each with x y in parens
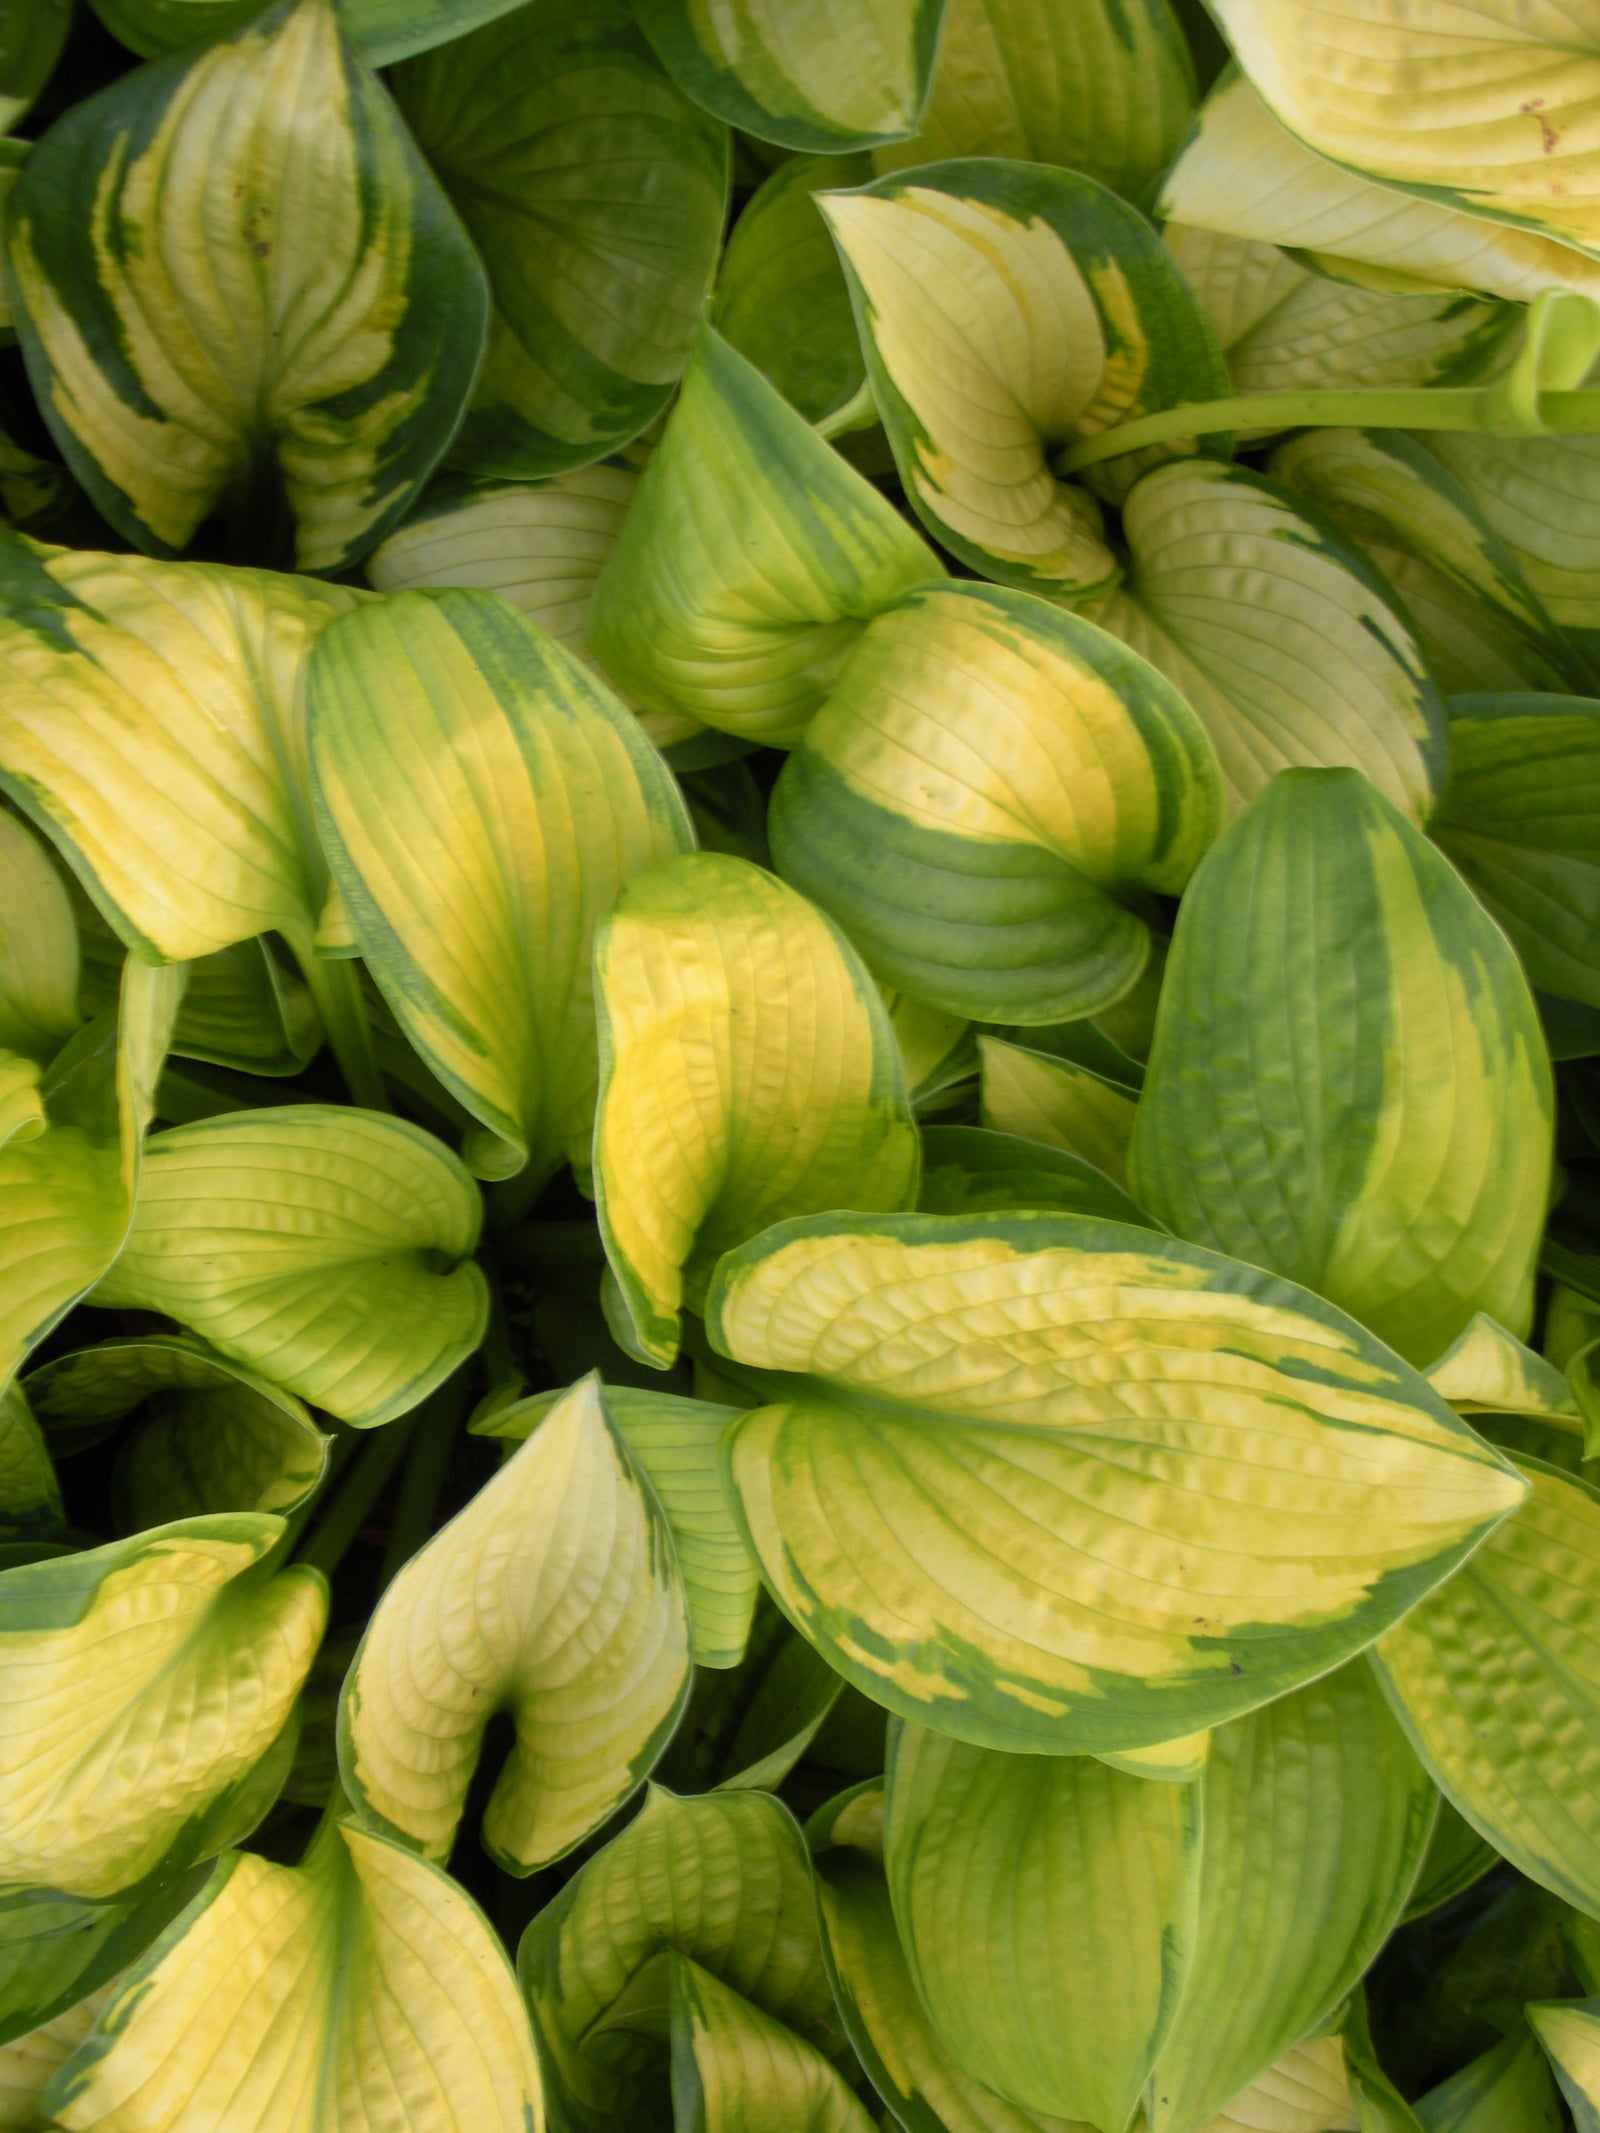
top-left (1, 2), bottom-right (1600, 2130)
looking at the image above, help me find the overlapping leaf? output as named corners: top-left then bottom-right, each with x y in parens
top-left (87, 0), bottom-right (535, 65)
top-left (0, 1380), bottom-right (62, 1541)
top-left (978, 1036), bottom-right (1140, 1187)
top-left (709, 1210), bottom-right (1524, 1753)
top-left (769, 581), bottom-right (1223, 1023)
top-left (0, 810), bottom-right (78, 1063)
top-left (7, 0), bottom-right (488, 571)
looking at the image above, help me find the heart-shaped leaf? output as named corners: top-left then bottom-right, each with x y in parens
top-left (1129, 768), bottom-right (1553, 1365)
top-left (41, 1818), bottom-right (543, 2133)
top-left (594, 851), bottom-right (920, 1368)
top-left (7, 0), bottom-right (489, 572)
top-left (710, 1210), bottom-right (1524, 1753)
top-left (309, 587), bottom-right (693, 1183)
top-left (91, 1107), bottom-right (488, 1427)
top-left (340, 1375), bottom-right (690, 1872)
top-left (768, 581), bottom-right (1223, 1024)
top-left (0, 1515), bottom-right (324, 1900)
top-left (822, 159), bottom-right (1229, 595)
top-left (588, 328), bottom-right (941, 746)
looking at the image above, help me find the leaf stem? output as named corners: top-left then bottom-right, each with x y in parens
top-left (293, 1409), bottom-right (421, 1582)
top-left (1053, 385), bottom-right (1600, 475)
top-left (296, 953), bottom-right (388, 1112)
top-left (375, 1376), bottom-right (468, 1595)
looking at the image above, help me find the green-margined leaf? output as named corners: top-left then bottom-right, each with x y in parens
top-left (1422, 1313), bottom-right (1579, 1421)
top-left (709, 1210), bottom-right (1524, 1754)
top-left (7, 0), bottom-right (489, 574)
top-left (768, 581), bottom-right (1223, 1023)
top-left (24, 1336), bottom-right (326, 1531)
top-left (872, 0), bottom-right (1195, 201)
top-left (0, 0), bottom-right (68, 132)
top-left (657, 1602), bottom-right (843, 1793)
top-left (1128, 769), bottom-right (1553, 1366)
top-left (0, 1880), bottom-right (205, 2054)
top-left (340, 1375), bottom-right (690, 1872)
top-left (593, 851), bottom-right (919, 1369)
top-left (587, 328), bottom-right (941, 745)
top-left (1209, 0), bottom-right (1600, 263)
top-left (812, 1809), bottom-right (1080, 2133)
top-left (822, 159), bottom-right (1229, 595)
top-left (979, 1036), bottom-right (1140, 1188)
top-left (0, 1381), bottom-right (61, 1541)
top-left (0, 810), bottom-right (78, 1063)
top-left (1373, 1454), bottom-right (1600, 1919)
top-left (1149, 1662), bottom-right (1435, 2133)
top-left (1198, 2037), bottom-right (1361, 2133)
top-left (1159, 76), bottom-right (1600, 305)
top-left (41, 1817), bottom-right (543, 2133)
top-left (918, 1122), bottom-right (1155, 1228)
top-left (0, 956), bottom-right (183, 1391)
top-left (393, 0), bottom-right (728, 482)
top-left (1163, 226), bottom-right (1512, 397)
top-left (630, 0), bottom-right (945, 152)
top-left (1430, 694), bottom-right (1600, 1011)
top-left (664, 1954), bottom-right (875, 2133)
top-left (519, 1785), bottom-right (839, 2133)
top-left (309, 588), bottom-right (693, 1184)
top-left (91, 1107), bottom-right (488, 1427)
top-left (1096, 461), bottom-right (1445, 822)
top-left (1529, 2001), bottom-right (1600, 2132)
top-left (0, 1987), bottom-right (111, 2133)
top-left (885, 1720), bottom-right (1200, 2129)
top-left (1268, 432), bottom-right (1585, 699)
top-left (475, 1380), bottom-right (757, 1669)
top-left (0, 1515), bottom-right (324, 1900)
top-left (86, 0), bottom-right (536, 66)
top-left (0, 536), bottom-right (360, 967)
top-left (1414, 2034), bottom-right (1563, 2133)
top-left (712, 153), bottom-right (870, 426)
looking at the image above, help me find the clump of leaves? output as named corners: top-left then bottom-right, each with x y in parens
top-left (1, 2), bottom-right (1600, 2130)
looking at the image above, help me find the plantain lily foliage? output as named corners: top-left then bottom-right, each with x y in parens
top-left (4, 2), bottom-right (1600, 2129)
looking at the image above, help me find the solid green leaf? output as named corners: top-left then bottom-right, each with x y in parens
top-left (393, 0), bottom-right (728, 481)
top-left (1097, 461), bottom-right (1446, 822)
top-left (917, 1122), bottom-right (1156, 1229)
top-left (1414, 2034), bottom-right (1563, 2133)
top-left (91, 1106), bottom-right (488, 1428)
top-left (1373, 1454), bottom-right (1600, 1920)
top-left (665, 1953), bottom-right (876, 2133)
top-left (657, 1603), bottom-right (844, 1793)
top-left (885, 1720), bottom-right (1201, 2129)
top-left (1529, 2001), bottom-right (1600, 2133)
top-left (593, 851), bottom-right (919, 1369)
top-left (87, 0), bottom-right (536, 66)
top-left (823, 158), bottom-right (1229, 596)
top-left (340, 1375), bottom-right (690, 1872)
top-left (1128, 768), bottom-right (1554, 1366)
top-left (476, 1379), bottom-right (758, 1670)
top-left (1164, 225), bottom-right (1512, 397)
top-left (631, 0), bottom-right (946, 152)
top-left (1210, 0), bottom-right (1600, 262)
top-left (0, 956), bottom-right (183, 1392)
top-left (769, 581), bottom-right (1223, 1023)
top-left (872, 0), bottom-right (1195, 200)
top-left (1402, 1798), bottom-right (1497, 1923)
top-left (0, 0), bottom-right (69, 131)
top-left (1431, 693), bottom-right (1600, 1011)
top-left (0, 535), bottom-right (361, 967)
top-left (309, 586), bottom-right (693, 1183)
top-left (0, 1514), bottom-right (324, 1900)
top-left (587, 327), bottom-right (941, 745)
top-left (0, 810), bottom-right (78, 1063)
top-left (1269, 431), bottom-right (1585, 699)
top-left (1159, 74), bottom-right (1600, 305)
top-left (713, 152), bottom-right (871, 426)
top-left (519, 1785), bottom-right (840, 2133)
top-left (1149, 1662), bottom-right (1436, 2133)
top-left (0, 1379), bottom-right (61, 1541)
top-left (709, 1209), bottom-right (1524, 1754)
top-left (40, 1817), bottom-right (543, 2133)
top-left (25, 1336), bottom-right (327, 1532)
top-left (7, 0), bottom-right (489, 572)
top-left (979, 1036), bottom-right (1140, 1187)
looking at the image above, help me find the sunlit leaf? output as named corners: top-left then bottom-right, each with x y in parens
top-left (7, 0), bottom-right (489, 572)
top-left (769, 581), bottom-right (1223, 1023)
top-left (92, 1107), bottom-right (488, 1427)
top-left (0, 1985), bottom-right (110, 2133)
top-left (710, 1210), bottom-right (1524, 1753)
